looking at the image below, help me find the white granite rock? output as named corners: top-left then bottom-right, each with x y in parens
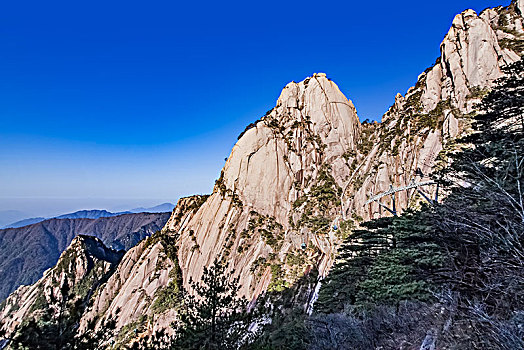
top-left (4, 3), bottom-right (523, 344)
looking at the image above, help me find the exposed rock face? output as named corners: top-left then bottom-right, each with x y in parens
top-left (223, 73), bottom-right (360, 221)
top-left (78, 196), bottom-right (207, 344)
top-left (80, 2), bottom-right (524, 338)
top-left (2, 1), bottom-right (523, 345)
top-left (171, 2), bottom-right (524, 310)
top-left (82, 240), bottom-right (174, 331)
top-left (347, 3), bottom-right (524, 222)
top-left (170, 73), bottom-right (361, 300)
top-left (74, 75), bottom-right (363, 341)
top-left (0, 235), bottom-right (123, 334)
top-left (0, 212), bottom-right (171, 301)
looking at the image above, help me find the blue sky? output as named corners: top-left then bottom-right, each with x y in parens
top-left (0, 0), bottom-right (510, 217)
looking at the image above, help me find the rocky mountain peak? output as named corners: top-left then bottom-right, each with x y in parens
top-left (2, 2), bottom-right (523, 346)
top-left (0, 212), bottom-right (170, 302)
top-left (275, 72), bottom-right (360, 144)
top-left (349, 3), bottom-right (523, 224)
top-left (67, 235), bottom-right (123, 266)
top-left (220, 72), bottom-right (360, 219)
top-left (0, 235), bottom-right (123, 334)
top-left (147, 1), bottom-right (524, 318)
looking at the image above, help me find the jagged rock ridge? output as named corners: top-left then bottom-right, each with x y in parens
top-left (1, 1), bottom-right (523, 346)
top-left (79, 195), bottom-right (207, 345)
top-left (172, 1), bottom-right (524, 305)
top-left (78, 1), bottom-right (524, 340)
top-left (347, 2), bottom-right (524, 222)
top-left (0, 235), bottom-right (123, 334)
top-left (0, 212), bottom-right (171, 301)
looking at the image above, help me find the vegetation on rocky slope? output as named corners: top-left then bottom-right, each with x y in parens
top-left (0, 236), bottom-right (123, 349)
top-left (257, 59), bottom-right (524, 350)
top-left (0, 212), bottom-right (170, 302)
top-left (1, 3), bottom-right (523, 348)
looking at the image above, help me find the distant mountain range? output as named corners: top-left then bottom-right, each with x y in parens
top-left (0, 210), bottom-right (29, 228)
top-left (0, 211), bottom-right (171, 301)
top-left (127, 202), bottom-right (175, 213)
top-left (1, 216), bottom-right (46, 229)
top-left (54, 209), bottom-right (118, 219)
top-left (2, 203), bottom-right (175, 229)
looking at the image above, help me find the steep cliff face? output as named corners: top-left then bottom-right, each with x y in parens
top-left (170, 73), bottom-right (362, 301)
top-left (78, 196), bottom-right (207, 345)
top-left (74, 77), bottom-right (362, 343)
top-left (171, 3), bottom-right (524, 308)
top-left (346, 3), bottom-right (524, 222)
top-left (2, 1), bottom-right (523, 344)
top-left (223, 73), bottom-right (361, 221)
top-left (0, 235), bottom-right (123, 334)
top-left (78, 2), bottom-right (524, 337)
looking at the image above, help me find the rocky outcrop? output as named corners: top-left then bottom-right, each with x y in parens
top-left (2, 1), bottom-right (523, 344)
top-left (170, 73), bottom-right (362, 303)
top-left (0, 235), bottom-right (123, 334)
top-left (78, 75), bottom-right (363, 343)
top-left (171, 2), bottom-right (524, 310)
top-left (0, 212), bottom-right (171, 301)
top-left (80, 2), bottom-right (524, 338)
top-left (347, 2), bottom-right (524, 222)
top-left (77, 195), bottom-right (207, 345)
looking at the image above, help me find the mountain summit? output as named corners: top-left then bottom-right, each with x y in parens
top-left (1, 1), bottom-right (523, 348)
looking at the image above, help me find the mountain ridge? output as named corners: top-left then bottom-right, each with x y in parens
top-left (80, 1), bottom-right (523, 338)
top-left (1, 1), bottom-right (523, 346)
top-left (2, 203), bottom-right (175, 229)
top-left (0, 212), bottom-right (171, 301)
top-left (0, 235), bottom-right (124, 336)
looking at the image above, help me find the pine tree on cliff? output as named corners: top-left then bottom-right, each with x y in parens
top-left (312, 59), bottom-right (524, 349)
top-left (315, 210), bottom-right (444, 313)
top-left (431, 59), bottom-right (524, 348)
top-left (172, 258), bottom-right (261, 350)
top-left (7, 278), bottom-right (82, 350)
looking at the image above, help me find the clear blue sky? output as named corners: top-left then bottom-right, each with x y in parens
top-left (0, 0), bottom-right (510, 217)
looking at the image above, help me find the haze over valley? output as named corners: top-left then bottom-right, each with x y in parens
top-left (1, 0), bottom-right (523, 349)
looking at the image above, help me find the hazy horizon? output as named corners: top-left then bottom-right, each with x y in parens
top-left (0, 197), bottom-right (182, 226)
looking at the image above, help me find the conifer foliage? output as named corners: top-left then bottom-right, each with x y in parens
top-left (432, 59), bottom-right (524, 348)
top-left (313, 59), bottom-right (524, 349)
top-left (315, 210), bottom-right (445, 313)
top-left (172, 258), bottom-right (261, 350)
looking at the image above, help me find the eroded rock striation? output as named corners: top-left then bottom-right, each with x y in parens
top-left (1, 1), bottom-right (523, 346)
top-left (80, 2), bottom-right (524, 339)
top-left (347, 3), bottom-right (524, 222)
top-left (78, 196), bottom-right (207, 342)
top-left (0, 235), bottom-right (123, 334)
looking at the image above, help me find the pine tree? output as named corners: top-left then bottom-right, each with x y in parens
top-left (172, 258), bottom-right (260, 350)
top-left (315, 217), bottom-right (392, 313)
top-left (432, 60), bottom-right (524, 348)
top-left (316, 210), bottom-right (444, 313)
